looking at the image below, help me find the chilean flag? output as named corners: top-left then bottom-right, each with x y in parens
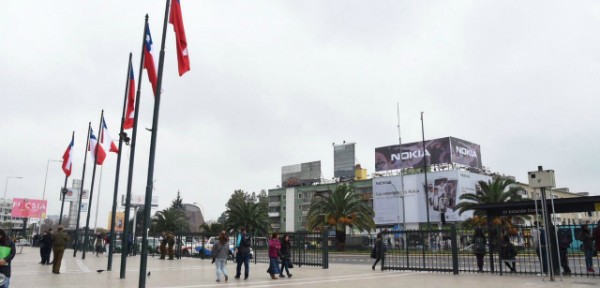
top-left (123, 65), bottom-right (136, 130)
top-left (62, 134), bottom-right (74, 177)
top-left (101, 118), bottom-right (119, 154)
top-left (170, 0), bottom-right (190, 76)
top-left (89, 128), bottom-right (107, 165)
top-left (144, 24), bottom-right (158, 96)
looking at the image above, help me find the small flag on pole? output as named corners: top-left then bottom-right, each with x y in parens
top-left (101, 118), bottom-right (119, 154)
top-left (144, 24), bottom-right (158, 95)
top-left (89, 128), bottom-right (107, 165)
top-left (62, 134), bottom-right (74, 176)
top-left (170, 0), bottom-right (190, 76)
top-left (123, 65), bottom-right (136, 130)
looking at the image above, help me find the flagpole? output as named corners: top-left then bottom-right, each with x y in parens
top-left (59, 131), bottom-right (74, 225)
top-left (107, 53), bottom-right (133, 272)
top-left (73, 123), bottom-right (91, 257)
top-left (82, 111), bottom-right (104, 260)
top-left (121, 16), bottom-right (149, 279)
top-left (140, 1), bottom-right (171, 286)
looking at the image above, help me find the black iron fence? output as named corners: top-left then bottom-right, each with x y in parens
top-left (381, 225), bottom-right (600, 278)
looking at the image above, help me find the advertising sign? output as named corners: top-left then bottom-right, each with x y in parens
top-left (334, 143), bottom-right (355, 179)
top-left (11, 198), bottom-right (47, 218)
top-left (61, 188), bottom-right (89, 202)
top-left (373, 170), bottom-right (491, 225)
top-left (121, 195), bottom-right (159, 207)
top-left (108, 212), bottom-right (125, 232)
top-left (281, 161), bottom-right (321, 187)
top-left (375, 137), bottom-right (481, 171)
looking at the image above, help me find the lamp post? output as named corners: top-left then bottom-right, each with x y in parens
top-left (40, 160), bottom-right (62, 234)
top-left (389, 182), bottom-right (406, 249)
top-left (3, 176), bottom-right (23, 225)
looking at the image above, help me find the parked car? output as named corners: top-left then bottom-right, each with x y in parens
top-left (195, 236), bottom-right (235, 259)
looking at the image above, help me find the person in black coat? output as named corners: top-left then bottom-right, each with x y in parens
top-left (0, 229), bottom-right (17, 287)
top-left (372, 232), bottom-right (387, 271)
top-left (279, 234), bottom-right (293, 278)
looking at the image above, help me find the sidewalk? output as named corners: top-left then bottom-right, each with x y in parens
top-left (9, 247), bottom-right (596, 287)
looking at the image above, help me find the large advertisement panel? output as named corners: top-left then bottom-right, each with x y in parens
top-left (334, 143), bottom-right (355, 179)
top-left (449, 137), bottom-right (482, 169)
top-left (375, 137), bottom-right (481, 171)
top-left (121, 195), bottom-right (159, 207)
top-left (373, 170), bottom-right (491, 225)
top-left (61, 188), bottom-right (89, 202)
top-left (11, 198), bottom-right (47, 218)
top-left (281, 161), bottom-right (321, 187)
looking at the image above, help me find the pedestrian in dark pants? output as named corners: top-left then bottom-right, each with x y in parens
top-left (234, 228), bottom-right (251, 280)
top-left (372, 232), bottom-right (387, 271)
top-left (578, 224), bottom-right (594, 273)
top-left (499, 234), bottom-right (516, 272)
top-left (557, 228), bottom-right (572, 275)
top-left (472, 227), bottom-right (486, 272)
top-left (279, 234), bottom-right (292, 278)
top-left (40, 230), bottom-right (53, 265)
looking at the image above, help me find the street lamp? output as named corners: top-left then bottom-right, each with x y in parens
top-left (3, 176), bottom-right (23, 224)
top-left (40, 160), bottom-right (62, 234)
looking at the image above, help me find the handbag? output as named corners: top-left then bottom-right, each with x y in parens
top-left (212, 244), bottom-right (226, 264)
top-left (370, 247), bottom-right (376, 259)
top-left (288, 260), bottom-right (294, 269)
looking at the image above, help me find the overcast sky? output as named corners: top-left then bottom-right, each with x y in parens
top-left (2, 1), bottom-right (599, 229)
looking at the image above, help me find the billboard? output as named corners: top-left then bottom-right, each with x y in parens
top-left (61, 188), bottom-right (89, 202)
top-left (11, 198), bottom-right (47, 218)
top-left (121, 195), bottom-right (159, 207)
top-left (334, 143), bottom-right (356, 179)
top-left (108, 212), bottom-right (125, 232)
top-left (374, 137), bottom-right (481, 171)
top-left (373, 170), bottom-right (491, 225)
top-left (281, 161), bottom-right (321, 187)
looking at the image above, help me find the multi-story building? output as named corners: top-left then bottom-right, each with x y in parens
top-left (268, 179), bottom-right (373, 232)
top-left (0, 199), bottom-right (26, 229)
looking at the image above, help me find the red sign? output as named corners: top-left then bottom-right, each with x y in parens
top-left (11, 198), bottom-right (47, 218)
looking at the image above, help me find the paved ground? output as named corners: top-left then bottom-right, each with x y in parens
top-left (8, 247), bottom-right (599, 287)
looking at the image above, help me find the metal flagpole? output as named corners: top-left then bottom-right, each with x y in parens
top-left (93, 166), bottom-right (103, 232)
top-left (82, 111), bottom-right (104, 260)
top-left (421, 112), bottom-right (430, 228)
top-left (121, 15), bottom-right (149, 279)
top-left (59, 132), bottom-right (72, 225)
top-left (396, 104), bottom-right (406, 238)
top-left (108, 53), bottom-right (132, 271)
top-left (73, 123), bottom-right (91, 257)
top-left (140, 1), bottom-right (171, 286)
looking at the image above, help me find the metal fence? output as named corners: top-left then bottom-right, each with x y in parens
top-left (381, 225), bottom-right (600, 278)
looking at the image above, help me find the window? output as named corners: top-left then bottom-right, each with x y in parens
top-left (298, 216), bottom-right (302, 222)
top-left (282, 206), bottom-right (286, 210)
top-left (299, 205), bottom-right (302, 210)
top-left (298, 193), bottom-right (302, 199)
top-left (283, 195), bottom-right (286, 199)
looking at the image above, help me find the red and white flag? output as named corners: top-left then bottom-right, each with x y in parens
top-left (144, 24), bottom-right (158, 96)
top-left (62, 134), bottom-right (74, 176)
top-left (101, 118), bottom-right (119, 154)
top-left (89, 128), bottom-right (107, 165)
top-left (170, 0), bottom-right (190, 76)
top-left (123, 65), bottom-right (136, 130)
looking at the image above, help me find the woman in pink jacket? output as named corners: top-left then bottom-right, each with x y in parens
top-left (267, 233), bottom-right (281, 280)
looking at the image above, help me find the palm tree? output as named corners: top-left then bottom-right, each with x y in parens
top-left (455, 177), bottom-right (525, 240)
top-left (306, 184), bottom-right (375, 251)
top-left (224, 200), bottom-right (270, 236)
top-left (151, 208), bottom-right (189, 235)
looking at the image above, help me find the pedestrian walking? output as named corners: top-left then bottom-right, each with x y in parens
top-left (166, 232), bottom-right (175, 260)
top-left (531, 222), bottom-right (548, 275)
top-left (499, 234), bottom-right (516, 272)
top-left (0, 229), bottom-right (16, 288)
top-left (211, 232), bottom-right (229, 282)
top-left (39, 230), bottom-right (52, 264)
top-left (94, 233), bottom-right (103, 256)
top-left (159, 232), bottom-right (167, 260)
top-left (577, 224), bottom-right (594, 273)
top-left (472, 227), bottom-right (486, 272)
top-left (557, 228), bottom-right (572, 275)
top-left (279, 234), bottom-right (293, 278)
top-left (371, 232), bottom-right (387, 271)
top-left (234, 227), bottom-right (251, 280)
top-left (51, 226), bottom-right (69, 274)
top-left (267, 233), bottom-right (281, 280)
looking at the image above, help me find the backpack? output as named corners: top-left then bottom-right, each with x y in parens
top-left (241, 235), bottom-right (251, 247)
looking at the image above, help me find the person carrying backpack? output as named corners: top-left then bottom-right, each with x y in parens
top-left (234, 227), bottom-right (251, 280)
top-left (472, 227), bottom-right (486, 272)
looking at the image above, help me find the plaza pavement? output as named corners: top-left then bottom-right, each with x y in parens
top-left (8, 247), bottom-right (598, 288)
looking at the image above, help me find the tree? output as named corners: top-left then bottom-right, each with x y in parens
top-left (226, 189), bottom-right (253, 211)
top-left (455, 177), bottom-right (525, 239)
top-left (151, 208), bottom-right (189, 235)
top-left (224, 200), bottom-right (270, 235)
top-left (306, 184), bottom-right (375, 251)
top-left (199, 222), bottom-right (224, 235)
top-left (171, 191), bottom-right (184, 209)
